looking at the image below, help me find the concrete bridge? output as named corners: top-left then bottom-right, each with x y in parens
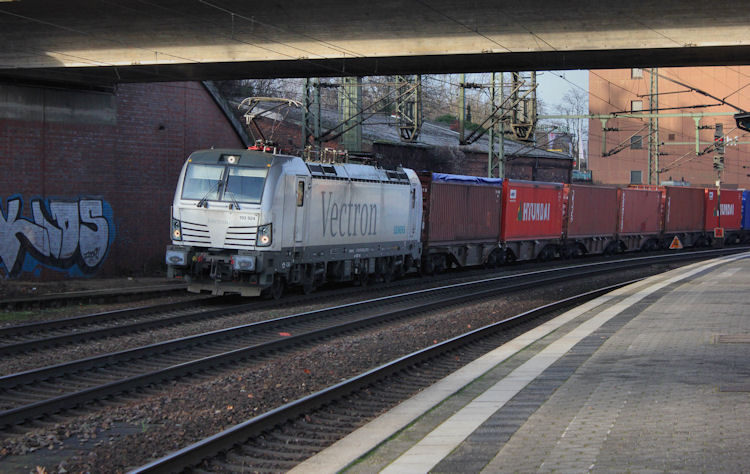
top-left (1, 0), bottom-right (749, 86)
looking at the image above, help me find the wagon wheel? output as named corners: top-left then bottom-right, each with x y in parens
top-left (434, 255), bottom-right (447, 273)
top-left (485, 249), bottom-right (503, 268)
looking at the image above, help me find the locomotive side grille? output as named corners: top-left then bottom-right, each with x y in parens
top-left (181, 220), bottom-right (211, 244)
top-left (224, 226), bottom-right (257, 248)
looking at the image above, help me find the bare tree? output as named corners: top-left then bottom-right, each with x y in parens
top-left (541, 88), bottom-right (589, 167)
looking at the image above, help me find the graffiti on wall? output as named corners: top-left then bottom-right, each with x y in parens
top-left (0, 196), bottom-right (114, 278)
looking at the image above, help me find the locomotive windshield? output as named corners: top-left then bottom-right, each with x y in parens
top-left (181, 163), bottom-right (268, 204)
top-left (225, 167), bottom-right (267, 203)
top-left (182, 164), bottom-right (224, 201)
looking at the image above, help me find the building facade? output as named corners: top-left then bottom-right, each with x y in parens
top-left (588, 67), bottom-right (750, 188)
top-left (1, 82), bottom-right (245, 279)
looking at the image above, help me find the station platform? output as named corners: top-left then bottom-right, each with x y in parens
top-left (292, 251), bottom-right (750, 473)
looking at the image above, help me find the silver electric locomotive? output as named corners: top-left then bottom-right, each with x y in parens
top-left (166, 148), bottom-right (422, 297)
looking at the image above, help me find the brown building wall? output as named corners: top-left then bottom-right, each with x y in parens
top-left (1, 82), bottom-right (244, 279)
top-left (588, 67), bottom-right (750, 188)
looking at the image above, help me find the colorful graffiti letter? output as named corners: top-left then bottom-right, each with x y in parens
top-left (0, 197), bottom-right (114, 277)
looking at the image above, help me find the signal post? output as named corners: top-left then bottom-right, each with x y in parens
top-left (713, 124), bottom-right (725, 247)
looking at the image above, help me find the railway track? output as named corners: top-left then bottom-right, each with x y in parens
top-left (0, 283), bottom-right (188, 311)
top-left (2, 247), bottom-right (740, 359)
top-left (133, 281), bottom-right (631, 473)
top-left (0, 264), bottom-right (514, 357)
top-left (0, 297), bottom-right (225, 356)
top-left (0, 249), bottom-right (741, 433)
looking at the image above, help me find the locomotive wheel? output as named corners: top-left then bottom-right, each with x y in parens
top-left (356, 271), bottom-right (369, 287)
top-left (302, 265), bottom-right (316, 295)
top-left (302, 280), bottom-right (316, 295)
top-left (269, 274), bottom-right (285, 300)
top-left (393, 260), bottom-right (405, 280)
top-left (382, 258), bottom-right (395, 283)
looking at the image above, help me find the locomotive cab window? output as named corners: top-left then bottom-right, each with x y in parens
top-left (296, 181), bottom-right (305, 207)
top-left (181, 162), bottom-right (268, 204)
top-left (181, 164), bottom-right (224, 201)
top-left (225, 167), bottom-right (267, 203)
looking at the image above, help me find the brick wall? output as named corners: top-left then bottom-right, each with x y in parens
top-left (0, 82), bottom-right (244, 279)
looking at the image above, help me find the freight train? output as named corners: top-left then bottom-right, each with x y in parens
top-left (166, 148), bottom-right (749, 298)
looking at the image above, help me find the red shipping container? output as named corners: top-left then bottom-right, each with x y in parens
top-left (563, 185), bottom-right (618, 237)
top-left (663, 186), bottom-right (705, 233)
top-left (618, 188), bottom-right (662, 234)
top-left (501, 180), bottom-right (564, 241)
top-left (704, 188), bottom-right (742, 231)
top-left (420, 174), bottom-right (502, 244)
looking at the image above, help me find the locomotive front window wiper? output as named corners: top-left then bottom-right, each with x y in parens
top-left (225, 189), bottom-right (241, 210)
top-left (224, 166), bottom-right (268, 204)
top-left (182, 163), bottom-right (225, 205)
top-left (197, 180), bottom-right (223, 208)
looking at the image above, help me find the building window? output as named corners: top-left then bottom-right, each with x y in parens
top-left (668, 133), bottom-right (676, 141)
top-left (630, 170), bottom-right (642, 184)
top-left (631, 135), bottom-right (643, 149)
top-left (631, 68), bottom-right (643, 78)
top-left (631, 100), bottom-right (643, 112)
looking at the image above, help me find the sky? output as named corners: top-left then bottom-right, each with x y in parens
top-left (535, 70), bottom-right (589, 112)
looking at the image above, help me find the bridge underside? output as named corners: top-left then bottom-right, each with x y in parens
top-left (1, 0), bottom-right (749, 86)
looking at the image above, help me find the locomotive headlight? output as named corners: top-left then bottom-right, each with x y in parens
top-left (256, 223), bottom-right (272, 247)
top-left (171, 218), bottom-right (182, 241)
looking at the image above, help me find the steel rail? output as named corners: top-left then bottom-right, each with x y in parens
top-left (0, 249), bottom-right (701, 388)
top-left (0, 297), bottom-right (222, 353)
top-left (1, 248), bottom-right (742, 357)
top-left (0, 284), bottom-right (188, 311)
top-left (132, 280), bottom-right (636, 474)
top-left (0, 297), bottom-right (245, 356)
top-left (0, 248), bottom-right (741, 429)
top-left (0, 265), bottom-right (601, 426)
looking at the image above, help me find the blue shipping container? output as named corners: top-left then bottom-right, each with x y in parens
top-left (743, 191), bottom-right (750, 230)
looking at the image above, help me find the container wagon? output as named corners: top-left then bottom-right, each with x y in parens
top-left (662, 186), bottom-right (707, 247)
top-left (500, 180), bottom-right (564, 261)
top-left (419, 172), bottom-right (504, 271)
top-left (704, 188), bottom-right (743, 243)
top-left (563, 184), bottom-right (619, 256)
top-left (617, 187), bottom-right (663, 251)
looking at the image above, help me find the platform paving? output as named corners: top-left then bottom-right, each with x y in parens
top-left (291, 252), bottom-right (750, 473)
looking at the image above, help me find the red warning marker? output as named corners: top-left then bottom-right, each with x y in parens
top-left (669, 236), bottom-right (683, 249)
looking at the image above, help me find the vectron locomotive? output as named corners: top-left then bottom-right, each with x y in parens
top-left (166, 149), bottom-right (422, 297)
